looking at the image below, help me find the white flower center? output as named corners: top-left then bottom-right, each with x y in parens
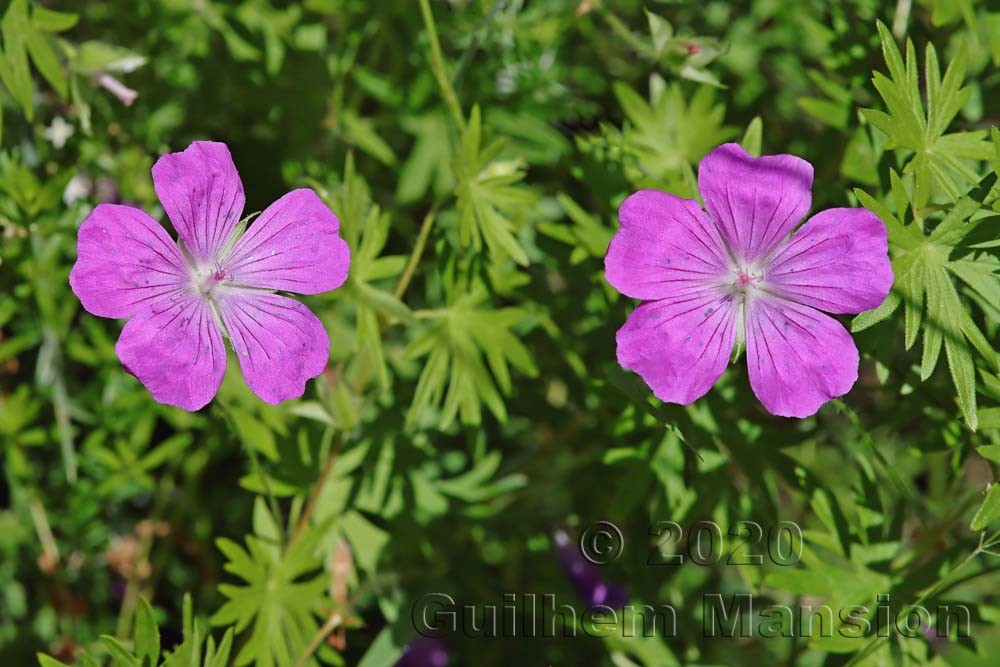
top-left (725, 260), bottom-right (768, 362)
top-left (728, 261), bottom-right (764, 296)
top-left (191, 261), bottom-right (229, 299)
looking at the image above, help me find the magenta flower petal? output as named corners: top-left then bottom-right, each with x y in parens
top-left (151, 141), bottom-right (245, 262)
top-left (70, 204), bottom-right (188, 318)
top-left (697, 143), bottom-right (813, 261)
top-left (745, 297), bottom-right (859, 418)
top-left (605, 190), bottom-right (729, 300)
top-left (767, 208), bottom-right (894, 314)
top-left (222, 189), bottom-right (350, 294)
top-left (617, 294), bottom-right (737, 405)
top-left (114, 294), bottom-right (227, 411)
top-left (217, 292), bottom-right (330, 405)
top-left (71, 140), bottom-right (351, 411)
top-left (606, 143), bottom-right (892, 417)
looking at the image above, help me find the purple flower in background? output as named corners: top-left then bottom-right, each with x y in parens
top-left (70, 141), bottom-right (350, 410)
top-left (605, 143), bottom-right (893, 418)
top-left (554, 529), bottom-right (628, 609)
top-left (395, 637), bottom-right (449, 667)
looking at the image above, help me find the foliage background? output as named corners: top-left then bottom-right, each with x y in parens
top-left (4, 0), bottom-right (1000, 665)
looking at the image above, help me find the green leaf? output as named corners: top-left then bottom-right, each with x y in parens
top-left (134, 597), bottom-right (160, 666)
top-left (537, 193), bottom-right (613, 264)
top-left (397, 113), bottom-right (453, 203)
top-left (341, 110), bottom-right (397, 167)
top-left (799, 96), bottom-right (848, 129)
top-left (945, 333), bottom-right (977, 431)
top-left (340, 511), bottom-right (389, 575)
top-left (0, 0), bottom-right (35, 120)
top-left (976, 444), bottom-right (1000, 462)
top-left (163, 593), bottom-right (234, 667)
top-left (211, 507), bottom-right (330, 667)
top-left (865, 21), bottom-right (991, 206)
top-left (852, 289), bottom-right (901, 332)
top-left (798, 69), bottom-right (852, 129)
top-left (356, 626), bottom-right (405, 667)
top-left (644, 10), bottom-right (673, 55)
top-left (855, 168), bottom-right (997, 428)
top-left (100, 637), bottom-right (141, 667)
top-left (71, 41), bottom-right (146, 75)
top-left (485, 108), bottom-right (571, 166)
top-left (613, 76), bottom-right (735, 191)
top-left (971, 484), bottom-right (1000, 530)
top-left (205, 630), bottom-right (234, 667)
top-left (326, 154), bottom-right (410, 391)
top-left (740, 116), bottom-right (763, 157)
top-left (406, 276), bottom-right (537, 429)
top-left (24, 26), bottom-right (66, 97)
top-left (31, 7), bottom-right (78, 32)
top-left (229, 407), bottom-right (279, 462)
top-left (988, 13), bottom-right (1000, 67)
top-left (453, 105), bottom-right (536, 266)
top-left (978, 408), bottom-right (1000, 430)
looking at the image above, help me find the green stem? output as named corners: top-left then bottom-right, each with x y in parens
top-left (394, 203), bottom-right (440, 300)
top-left (418, 0), bottom-right (466, 131)
top-left (294, 611), bottom-right (344, 667)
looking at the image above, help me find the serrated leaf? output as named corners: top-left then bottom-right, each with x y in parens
top-left (852, 289), bottom-right (901, 332)
top-left (867, 21), bottom-right (991, 206)
top-left (211, 511), bottom-right (329, 667)
top-left (856, 167), bottom-right (996, 428)
top-left (613, 77), bottom-right (735, 189)
top-left (454, 106), bottom-right (535, 266)
top-left (406, 277), bottom-right (537, 429)
top-left (945, 334), bottom-right (977, 431)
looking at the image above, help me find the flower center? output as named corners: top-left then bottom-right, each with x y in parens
top-left (731, 263), bottom-right (763, 295)
top-left (193, 263), bottom-right (228, 298)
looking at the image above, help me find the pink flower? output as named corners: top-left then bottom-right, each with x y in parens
top-left (70, 141), bottom-right (350, 411)
top-left (605, 143), bottom-right (893, 418)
